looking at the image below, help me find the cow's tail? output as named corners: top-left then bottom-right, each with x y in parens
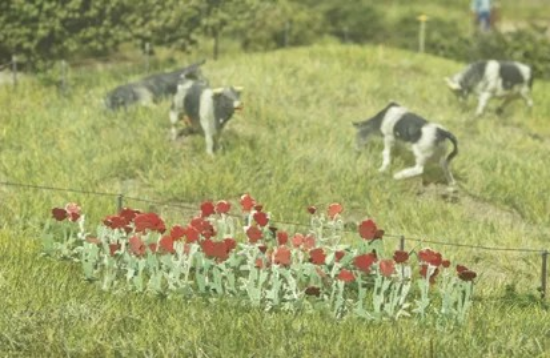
top-left (438, 128), bottom-right (458, 164)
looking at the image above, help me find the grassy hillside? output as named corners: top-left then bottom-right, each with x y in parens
top-left (1, 44), bottom-right (549, 356)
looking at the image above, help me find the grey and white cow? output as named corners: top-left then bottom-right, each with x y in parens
top-left (104, 59), bottom-right (206, 111)
top-left (445, 60), bottom-right (534, 117)
top-left (353, 102), bottom-right (458, 186)
top-left (169, 78), bottom-right (243, 155)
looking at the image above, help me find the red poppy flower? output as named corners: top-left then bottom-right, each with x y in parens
top-left (52, 207), bottom-right (68, 221)
top-left (393, 250), bottom-right (409, 263)
top-left (327, 203), bottom-right (343, 220)
top-left (441, 259), bottom-right (451, 268)
top-left (169, 225), bottom-right (186, 241)
top-left (253, 211), bottom-right (269, 227)
top-left (309, 248), bottom-right (326, 265)
top-left (185, 225), bottom-right (200, 243)
top-left (215, 200), bottom-right (231, 214)
top-left (459, 270), bottom-right (477, 281)
top-left (277, 231), bottom-right (288, 246)
top-left (337, 269), bottom-right (355, 282)
top-left (65, 203), bottom-right (81, 222)
top-left (335, 250), bottom-right (346, 262)
top-left (201, 239), bottom-right (229, 261)
top-left (358, 219), bottom-right (384, 240)
top-left (223, 238), bottom-right (237, 254)
top-left (379, 259), bottom-right (395, 277)
top-left (273, 246), bottom-right (291, 266)
top-left (108, 242), bottom-right (121, 256)
top-left (291, 233), bottom-right (304, 248)
top-left (305, 286), bottom-right (321, 297)
top-left (246, 226), bottom-right (263, 243)
top-left (257, 244), bottom-right (268, 254)
top-left (307, 205), bottom-right (317, 215)
top-left (159, 235), bottom-right (175, 254)
top-left (103, 215), bottom-right (127, 230)
top-left (129, 235), bottom-right (146, 257)
top-left (119, 207), bottom-right (140, 224)
top-left (302, 235), bottom-right (316, 250)
top-left (190, 217), bottom-right (216, 239)
top-left (354, 253), bottom-right (377, 274)
top-left (240, 193), bottom-right (256, 212)
top-left (134, 213), bottom-right (166, 234)
top-left (456, 264), bottom-right (468, 274)
top-left (418, 249), bottom-right (442, 267)
top-left (200, 201), bottom-right (215, 218)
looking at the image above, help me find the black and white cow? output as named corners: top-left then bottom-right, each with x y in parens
top-left (169, 78), bottom-right (243, 155)
top-left (353, 102), bottom-right (458, 186)
top-left (104, 59), bottom-right (206, 111)
top-left (445, 60), bottom-right (534, 116)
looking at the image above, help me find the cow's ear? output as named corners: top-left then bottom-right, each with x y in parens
top-left (233, 86), bottom-right (244, 92)
top-left (212, 87), bottom-right (224, 95)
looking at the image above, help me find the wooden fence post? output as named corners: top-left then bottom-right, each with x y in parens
top-left (399, 235), bottom-right (405, 251)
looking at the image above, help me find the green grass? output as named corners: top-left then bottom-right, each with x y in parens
top-left (1, 43), bottom-right (550, 356)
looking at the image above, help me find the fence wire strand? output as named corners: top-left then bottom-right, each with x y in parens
top-left (0, 180), bottom-right (547, 254)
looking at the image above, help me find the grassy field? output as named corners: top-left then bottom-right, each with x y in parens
top-left (1, 43), bottom-right (550, 356)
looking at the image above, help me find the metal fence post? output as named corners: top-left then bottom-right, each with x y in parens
top-left (541, 250), bottom-right (548, 299)
top-left (399, 235), bottom-right (405, 251)
top-left (418, 14), bottom-right (428, 53)
top-left (145, 42), bottom-right (150, 73)
top-left (117, 194), bottom-right (124, 213)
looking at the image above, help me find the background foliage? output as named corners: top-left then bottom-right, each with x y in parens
top-left (1, 0), bottom-right (549, 77)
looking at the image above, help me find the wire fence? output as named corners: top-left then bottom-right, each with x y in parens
top-left (0, 180), bottom-right (547, 299)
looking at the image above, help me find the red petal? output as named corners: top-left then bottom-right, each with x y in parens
top-left (215, 200), bottom-right (231, 214)
top-left (253, 211), bottom-right (269, 227)
top-left (200, 201), bottom-right (215, 217)
top-left (327, 203), bottom-right (343, 220)
top-left (52, 207), bottom-right (68, 221)
top-left (240, 193), bottom-right (256, 212)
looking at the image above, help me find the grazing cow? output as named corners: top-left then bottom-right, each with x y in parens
top-left (353, 102), bottom-right (458, 186)
top-left (104, 59), bottom-right (206, 111)
top-left (445, 60), bottom-right (534, 116)
top-left (169, 78), bottom-right (243, 155)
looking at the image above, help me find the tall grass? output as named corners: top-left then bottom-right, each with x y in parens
top-left (1, 43), bottom-right (549, 356)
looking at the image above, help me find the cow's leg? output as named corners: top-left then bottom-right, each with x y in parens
top-left (475, 92), bottom-right (492, 117)
top-left (378, 136), bottom-right (395, 172)
top-left (520, 87), bottom-right (534, 109)
top-left (169, 110), bottom-right (180, 140)
top-left (495, 96), bottom-right (515, 116)
top-left (393, 144), bottom-right (428, 180)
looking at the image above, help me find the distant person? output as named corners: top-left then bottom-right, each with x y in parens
top-left (471, 0), bottom-right (492, 32)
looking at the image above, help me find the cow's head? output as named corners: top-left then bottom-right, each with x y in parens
top-left (212, 86), bottom-right (244, 127)
top-left (444, 77), bottom-right (468, 101)
top-left (352, 119), bottom-right (377, 152)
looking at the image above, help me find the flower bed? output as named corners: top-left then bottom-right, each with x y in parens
top-left (42, 194), bottom-right (477, 322)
